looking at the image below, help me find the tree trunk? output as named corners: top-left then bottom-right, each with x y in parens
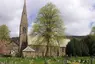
top-left (45, 38), bottom-right (50, 57)
top-left (45, 44), bottom-right (49, 56)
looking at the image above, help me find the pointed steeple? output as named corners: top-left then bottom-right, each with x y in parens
top-left (20, 0), bottom-right (28, 25)
top-left (19, 0), bottom-right (28, 56)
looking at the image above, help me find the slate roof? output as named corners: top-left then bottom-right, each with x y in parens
top-left (28, 35), bottom-right (70, 47)
top-left (10, 37), bottom-right (19, 46)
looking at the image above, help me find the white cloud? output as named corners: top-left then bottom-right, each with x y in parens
top-left (26, 0), bottom-right (95, 36)
top-left (0, 0), bottom-right (23, 37)
top-left (0, 0), bottom-right (95, 37)
top-left (48, 0), bottom-right (95, 35)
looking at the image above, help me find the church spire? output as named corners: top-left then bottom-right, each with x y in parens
top-left (20, 0), bottom-right (27, 25)
top-left (19, 0), bottom-right (28, 56)
top-left (23, 0), bottom-right (26, 14)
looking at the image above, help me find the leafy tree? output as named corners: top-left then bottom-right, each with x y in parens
top-left (83, 35), bottom-right (95, 56)
top-left (66, 38), bottom-right (81, 56)
top-left (66, 38), bottom-right (89, 56)
top-left (66, 39), bottom-right (74, 56)
top-left (0, 25), bottom-right (10, 41)
top-left (91, 27), bottom-right (95, 34)
top-left (30, 3), bottom-right (65, 56)
top-left (90, 26), bottom-right (95, 55)
top-left (80, 39), bottom-right (89, 56)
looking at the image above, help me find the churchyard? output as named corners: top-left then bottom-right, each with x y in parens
top-left (0, 0), bottom-right (95, 64)
top-left (0, 57), bottom-right (94, 64)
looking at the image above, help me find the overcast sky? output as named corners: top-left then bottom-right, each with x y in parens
top-left (0, 0), bottom-right (95, 37)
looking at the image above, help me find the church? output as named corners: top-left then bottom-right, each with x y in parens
top-left (14, 0), bottom-right (94, 57)
top-left (4, 0), bottom-right (94, 57)
top-left (6, 0), bottom-right (72, 57)
top-left (5, 0), bottom-right (94, 57)
top-left (8, 0), bottom-right (70, 57)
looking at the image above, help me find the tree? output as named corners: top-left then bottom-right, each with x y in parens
top-left (80, 39), bottom-right (89, 56)
top-left (30, 3), bottom-right (65, 56)
top-left (0, 25), bottom-right (10, 55)
top-left (0, 25), bottom-right (10, 41)
top-left (91, 27), bottom-right (95, 34)
top-left (83, 35), bottom-right (95, 56)
top-left (86, 26), bottom-right (95, 56)
top-left (66, 38), bottom-right (89, 56)
top-left (66, 39), bottom-right (74, 56)
top-left (66, 38), bottom-right (81, 56)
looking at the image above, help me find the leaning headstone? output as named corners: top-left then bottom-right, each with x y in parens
top-left (64, 58), bottom-right (67, 64)
top-left (63, 55), bottom-right (69, 64)
top-left (44, 58), bottom-right (48, 64)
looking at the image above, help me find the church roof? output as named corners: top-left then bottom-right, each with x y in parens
top-left (23, 46), bottom-right (35, 52)
top-left (28, 35), bottom-right (70, 47)
top-left (11, 37), bottom-right (19, 46)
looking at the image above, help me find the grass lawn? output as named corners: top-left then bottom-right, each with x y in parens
top-left (0, 57), bottom-right (94, 64)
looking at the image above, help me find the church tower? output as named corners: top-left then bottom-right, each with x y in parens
top-left (19, 0), bottom-right (28, 54)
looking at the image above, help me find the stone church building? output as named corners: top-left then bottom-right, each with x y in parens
top-left (9, 0), bottom-right (70, 57)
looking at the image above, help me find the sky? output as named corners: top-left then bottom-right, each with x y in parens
top-left (0, 0), bottom-right (95, 37)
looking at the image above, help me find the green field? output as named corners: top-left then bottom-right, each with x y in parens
top-left (0, 57), bottom-right (94, 64)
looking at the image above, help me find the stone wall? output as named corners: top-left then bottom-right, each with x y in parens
top-left (31, 45), bottom-right (66, 57)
